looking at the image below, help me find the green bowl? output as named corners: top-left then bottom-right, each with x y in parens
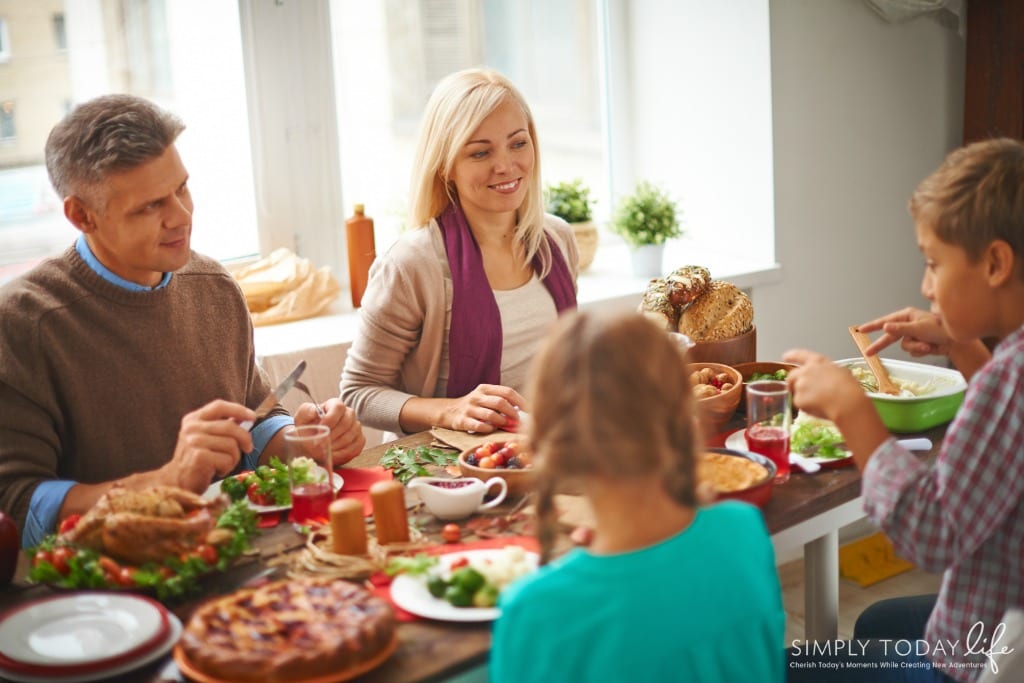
top-left (836, 358), bottom-right (967, 433)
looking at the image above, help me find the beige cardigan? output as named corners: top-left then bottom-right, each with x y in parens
top-left (340, 215), bottom-right (579, 434)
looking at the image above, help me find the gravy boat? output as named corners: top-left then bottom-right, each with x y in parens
top-left (407, 476), bottom-right (508, 520)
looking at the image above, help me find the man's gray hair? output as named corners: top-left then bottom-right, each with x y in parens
top-left (45, 94), bottom-right (185, 201)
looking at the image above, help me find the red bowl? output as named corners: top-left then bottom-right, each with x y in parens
top-left (701, 447), bottom-right (776, 507)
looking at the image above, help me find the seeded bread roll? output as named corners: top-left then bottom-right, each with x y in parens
top-left (677, 280), bottom-right (753, 341)
top-left (666, 265), bottom-right (711, 308)
top-left (637, 278), bottom-right (678, 331)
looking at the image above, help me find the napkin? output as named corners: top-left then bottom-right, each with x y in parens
top-left (232, 248), bottom-right (341, 326)
top-left (429, 427), bottom-right (523, 453)
top-left (335, 466), bottom-right (393, 516)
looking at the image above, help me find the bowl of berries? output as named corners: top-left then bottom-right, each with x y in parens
top-left (458, 440), bottom-right (536, 498)
top-left (689, 362), bottom-right (743, 437)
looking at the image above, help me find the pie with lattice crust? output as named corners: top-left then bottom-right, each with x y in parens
top-left (177, 576), bottom-right (396, 682)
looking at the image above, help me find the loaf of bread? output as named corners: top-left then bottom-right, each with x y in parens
top-left (665, 265), bottom-right (711, 308)
top-left (677, 280), bottom-right (754, 341)
top-left (637, 278), bottom-right (678, 331)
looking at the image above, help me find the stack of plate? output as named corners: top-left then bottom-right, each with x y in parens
top-left (0, 592), bottom-right (181, 683)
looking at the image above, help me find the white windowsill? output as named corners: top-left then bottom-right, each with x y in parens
top-left (252, 242), bottom-right (782, 359)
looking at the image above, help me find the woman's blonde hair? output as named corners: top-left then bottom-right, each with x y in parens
top-left (408, 68), bottom-right (553, 275)
top-left (526, 310), bottom-right (700, 562)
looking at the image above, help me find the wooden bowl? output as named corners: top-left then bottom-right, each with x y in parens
top-left (458, 442), bottom-right (537, 498)
top-left (700, 447), bottom-right (776, 507)
top-left (689, 362), bottom-right (743, 437)
top-left (686, 325), bottom-right (757, 366)
top-left (732, 361), bottom-right (799, 409)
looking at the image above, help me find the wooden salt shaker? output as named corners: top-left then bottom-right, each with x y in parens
top-left (370, 480), bottom-right (410, 544)
top-left (328, 498), bottom-right (368, 555)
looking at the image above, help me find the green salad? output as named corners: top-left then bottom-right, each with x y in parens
top-left (790, 412), bottom-right (849, 459)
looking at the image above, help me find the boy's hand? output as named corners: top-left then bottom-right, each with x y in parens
top-left (857, 307), bottom-right (950, 358)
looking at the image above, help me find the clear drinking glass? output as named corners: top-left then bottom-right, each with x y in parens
top-left (283, 424), bottom-right (335, 525)
top-left (744, 380), bottom-right (791, 483)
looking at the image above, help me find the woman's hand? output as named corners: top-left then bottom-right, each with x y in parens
top-left (857, 307), bottom-right (950, 358)
top-left (294, 399), bottom-right (366, 465)
top-left (442, 384), bottom-right (526, 433)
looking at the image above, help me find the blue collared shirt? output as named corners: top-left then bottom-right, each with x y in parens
top-left (24, 238), bottom-right (290, 547)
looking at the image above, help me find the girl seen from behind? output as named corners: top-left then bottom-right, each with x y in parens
top-left (490, 310), bottom-right (785, 683)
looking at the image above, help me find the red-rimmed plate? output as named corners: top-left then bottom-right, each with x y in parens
top-left (0, 598), bottom-right (180, 683)
top-left (724, 428), bottom-right (854, 469)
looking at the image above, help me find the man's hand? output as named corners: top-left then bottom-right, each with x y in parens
top-left (159, 400), bottom-right (255, 492)
top-left (294, 399), bottom-right (366, 465)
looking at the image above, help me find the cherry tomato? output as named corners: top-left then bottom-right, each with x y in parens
top-left (247, 483), bottom-right (275, 506)
top-left (441, 524), bottom-right (461, 543)
top-left (117, 567), bottom-right (138, 587)
top-left (98, 556), bottom-right (122, 585)
top-left (32, 549), bottom-right (53, 568)
top-left (50, 546), bottom-right (73, 575)
top-left (449, 556), bottom-right (470, 570)
top-left (159, 566), bottom-right (176, 580)
top-left (195, 544), bottom-right (218, 566)
top-left (58, 514), bottom-right (82, 535)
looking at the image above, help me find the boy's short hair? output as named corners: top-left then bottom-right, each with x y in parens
top-left (45, 94), bottom-right (185, 205)
top-left (910, 137), bottom-right (1024, 266)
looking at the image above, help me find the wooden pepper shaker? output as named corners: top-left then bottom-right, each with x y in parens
top-left (370, 480), bottom-right (410, 544)
top-left (328, 498), bottom-right (368, 555)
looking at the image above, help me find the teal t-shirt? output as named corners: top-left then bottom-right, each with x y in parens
top-left (490, 501), bottom-right (785, 683)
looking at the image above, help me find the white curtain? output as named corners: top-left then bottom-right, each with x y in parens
top-left (863, 0), bottom-right (967, 37)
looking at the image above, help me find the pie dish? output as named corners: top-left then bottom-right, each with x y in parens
top-left (175, 576), bottom-right (396, 682)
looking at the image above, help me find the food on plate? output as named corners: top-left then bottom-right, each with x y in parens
top-left (698, 452), bottom-right (769, 492)
top-left (638, 266), bottom-right (754, 341)
top-left (28, 494), bottom-right (257, 601)
top-left (178, 576), bottom-right (396, 682)
top-left (61, 485), bottom-right (226, 565)
top-left (388, 546), bottom-right (536, 609)
top-left (219, 455), bottom-right (318, 507)
top-left (666, 265), bottom-right (712, 307)
top-left (847, 365), bottom-right (947, 397)
top-left (464, 440), bottom-right (533, 470)
top-left (790, 412), bottom-right (848, 459)
top-left (690, 366), bottom-right (736, 398)
top-left (678, 280), bottom-right (754, 342)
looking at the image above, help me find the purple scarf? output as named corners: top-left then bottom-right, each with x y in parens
top-left (439, 201), bottom-right (576, 398)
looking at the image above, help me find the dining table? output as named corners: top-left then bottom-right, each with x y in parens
top-left (0, 418), bottom-right (947, 683)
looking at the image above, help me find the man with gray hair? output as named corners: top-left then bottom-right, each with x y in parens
top-left (0, 94), bottom-right (365, 546)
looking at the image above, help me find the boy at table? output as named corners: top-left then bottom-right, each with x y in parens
top-left (784, 137), bottom-right (1024, 682)
top-left (491, 310), bottom-right (785, 683)
top-left (0, 94), bottom-right (365, 548)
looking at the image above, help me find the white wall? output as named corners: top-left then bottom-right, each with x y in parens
top-left (760, 0), bottom-right (965, 361)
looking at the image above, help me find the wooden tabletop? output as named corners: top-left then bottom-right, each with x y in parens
top-left (0, 422), bottom-right (945, 683)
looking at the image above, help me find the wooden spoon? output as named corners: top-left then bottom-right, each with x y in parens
top-left (848, 326), bottom-right (901, 395)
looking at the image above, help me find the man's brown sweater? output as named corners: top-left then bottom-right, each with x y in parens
top-left (0, 246), bottom-right (275, 536)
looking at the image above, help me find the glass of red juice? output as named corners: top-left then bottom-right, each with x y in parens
top-left (283, 424), bottom-right (335, 526)
top-left (744, 380), bottom-right (791, 483)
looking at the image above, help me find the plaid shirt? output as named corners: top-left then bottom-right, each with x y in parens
top-left (863, 325), bottom-right (1024, 683)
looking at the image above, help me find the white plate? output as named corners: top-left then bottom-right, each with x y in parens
top-left (0, 614), bottom-right (181, 683)
top-left (724, 429), bottom-right (852, 466)
top-left (0, 594), bottom-right (165, 667)
top-left (390, 549), bottom-right (539, 623)
top-left (202, 470), bottom-right (344, 513)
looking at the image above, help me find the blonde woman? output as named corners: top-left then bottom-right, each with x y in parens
top-left (491, 310), bottom-right (785, 683)
top-left (341, 68), bottom-right (578, 437)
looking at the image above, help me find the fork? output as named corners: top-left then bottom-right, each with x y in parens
top-left (293, 378), bottom-right (327, 420)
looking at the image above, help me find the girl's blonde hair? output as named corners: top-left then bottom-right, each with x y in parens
top-left (526, 310), bottom-right (700, 562)
top-left (408, 68), bottom-right (554, 275)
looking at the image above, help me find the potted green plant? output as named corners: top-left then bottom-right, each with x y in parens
top-left (610, 181), bottom-right (682, 277)
top-left (545, 179), bottom-right (598, 270)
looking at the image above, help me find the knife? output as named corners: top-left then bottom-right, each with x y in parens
top-left (240, 360), bottom-right (307, 430)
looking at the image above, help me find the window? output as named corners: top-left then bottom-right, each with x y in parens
top-left (0, 16), bottom-right (10, 62)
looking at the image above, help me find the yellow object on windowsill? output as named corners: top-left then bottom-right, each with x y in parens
top-left (839, 531), bottom-right (916, 588)
top-left (232, 248), bottom-right (341, 326)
